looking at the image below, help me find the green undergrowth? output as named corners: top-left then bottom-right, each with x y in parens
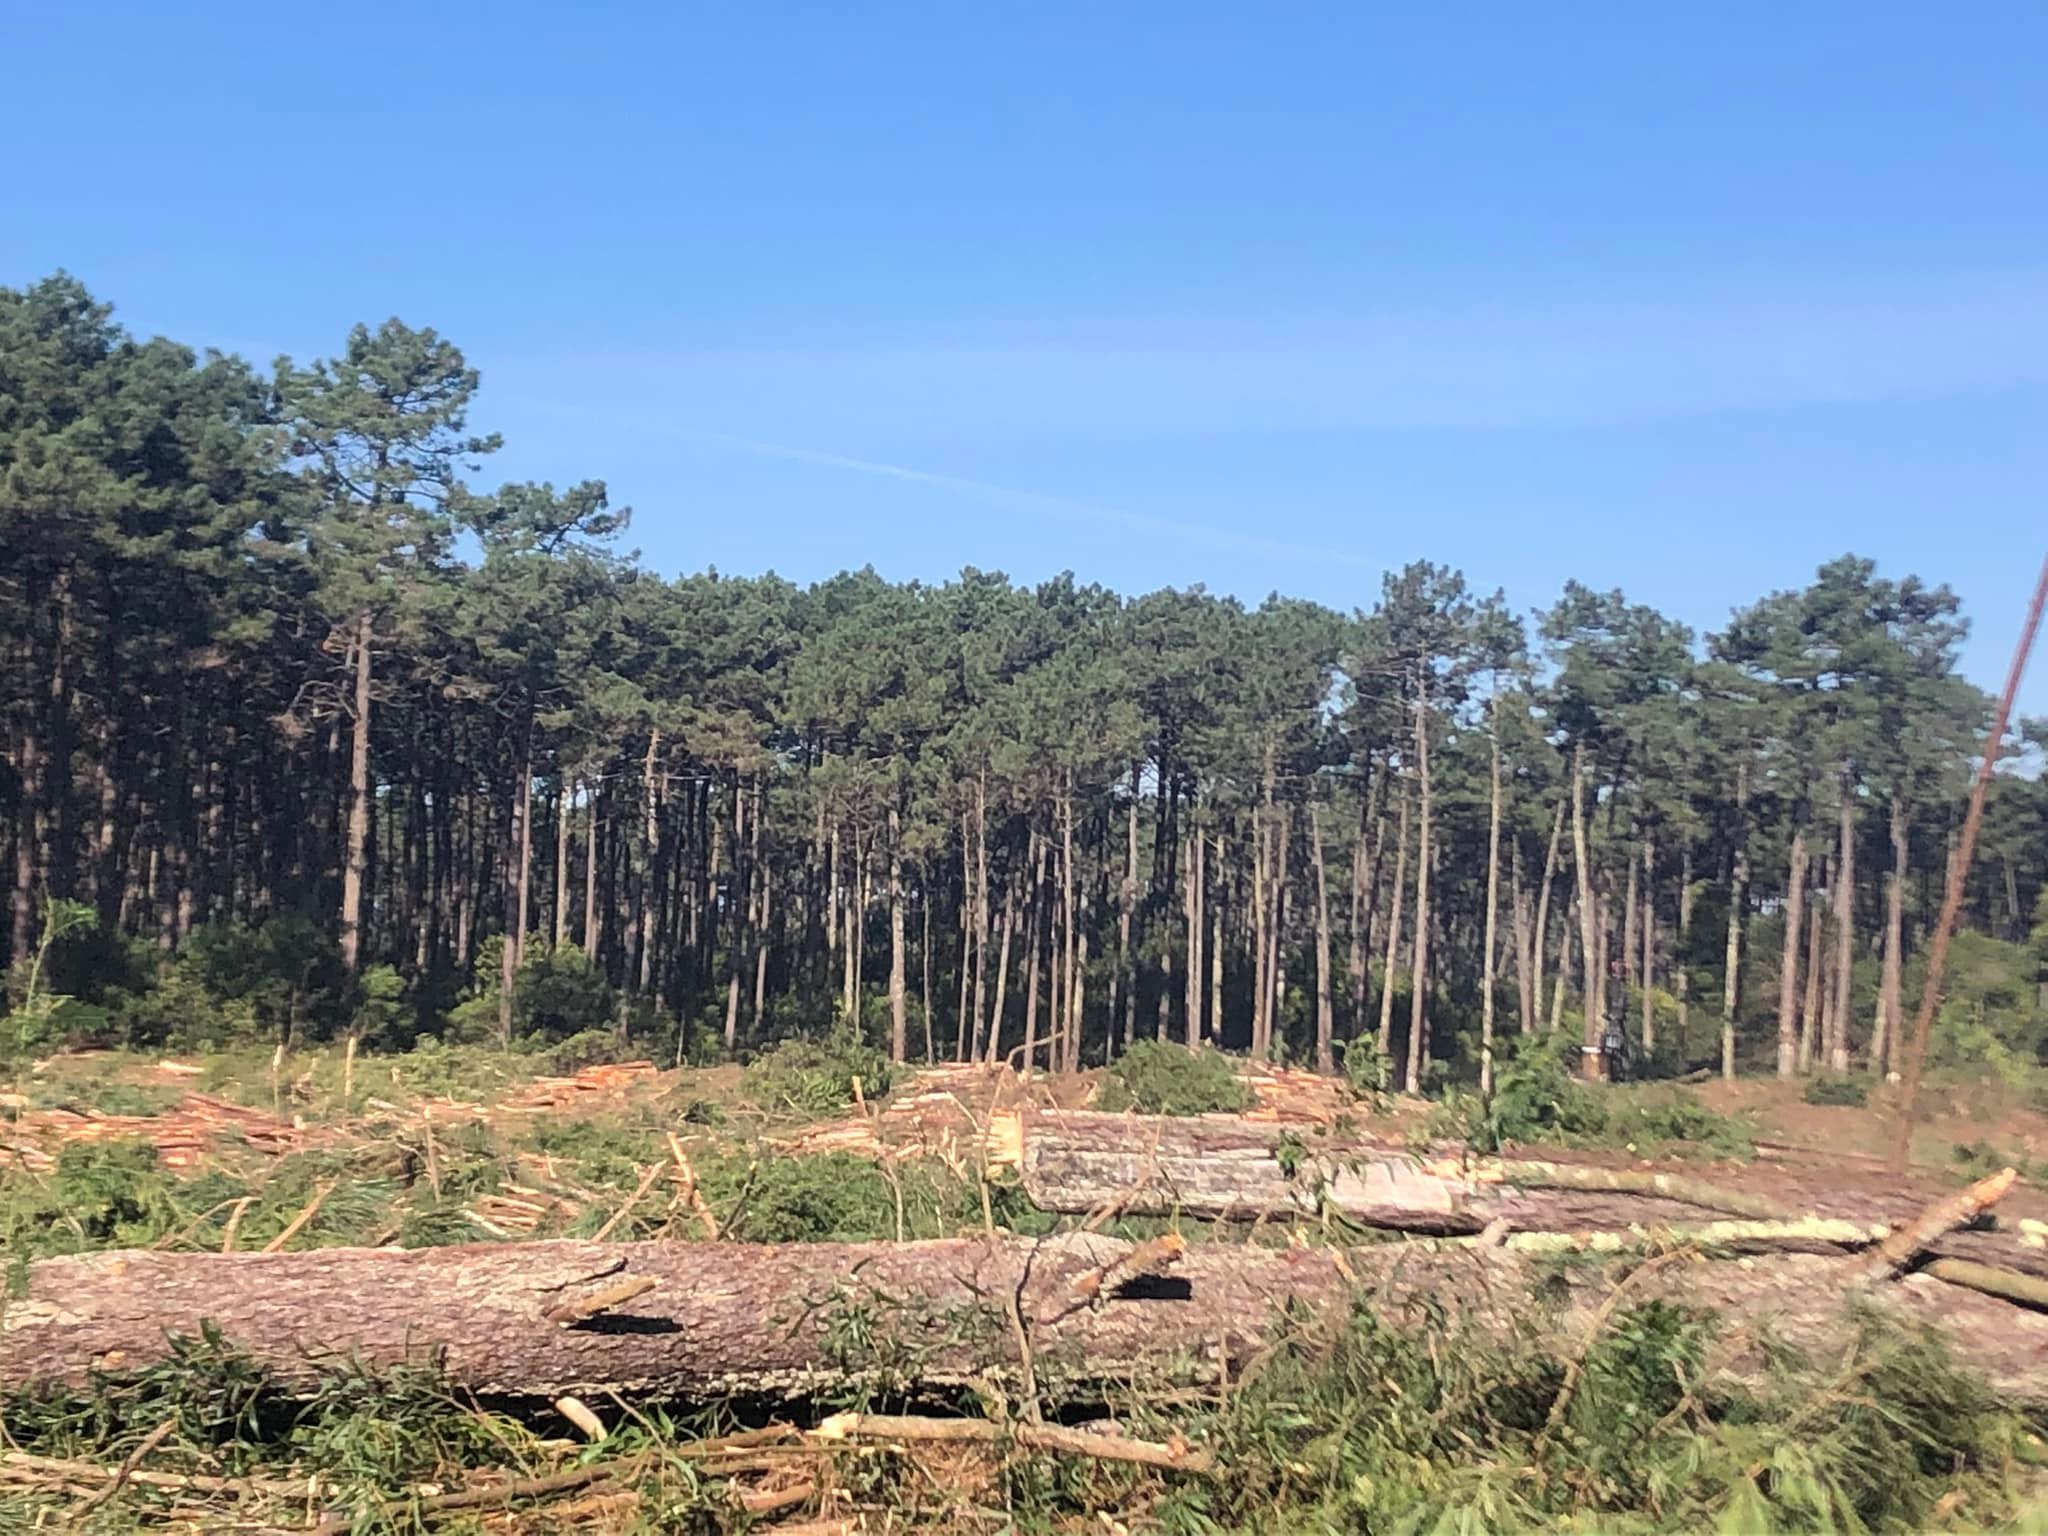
top-left (1178, 1292), bottom-right (2048, 1534)
top-left (738, 1025), bottom-right (893, 1116)
top-left (1804, 1074), bottom-right (1875, 1108)
top-left (4, 1288), bottom-right (2042, 1533)
top-left (1440, 1035), bottom-right (1755, 1160)
top-left (2, 1108), bottom-right (1086, 1275)
top-left (0, 1325), bottom-right (747, 1534)
top-left (1096, 1040), bottom-right (1251, 1115)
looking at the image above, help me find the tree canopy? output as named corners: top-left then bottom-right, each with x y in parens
top-left (5, 273), bottom-right (2043, 1081)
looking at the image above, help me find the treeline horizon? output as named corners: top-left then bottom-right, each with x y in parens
top-left (5, 271), bottom-right (2046, 1082)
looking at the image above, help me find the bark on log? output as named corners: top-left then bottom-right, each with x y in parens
top-left (10, 1235), bottom-right (2048, 1405)
top-left (1005, 1114), bottom-right (2048, 1282)
top-left (1011, 1113), bottom-right (1768, 1232)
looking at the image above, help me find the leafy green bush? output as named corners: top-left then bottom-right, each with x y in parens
top-left (1465, 1034), bottom-right (1610, 1151)
top-left (541, 1027), bottom-right (638, 1075)
top-left (112, 965), bottom-right (252, 1050)
top-left (2, 898), bottom-right (111, 1057)
top-left (1095, 1040), bottom-right (1249, 1115)
top-left (350, 965), bottom-right (410, 1050)
top-left (1, 1140), bottom-right (184, 1261)
top-left (740, 1026), bottom-right (892, 1115)
top-left (1338, 1035), bottom-right (1394, 1103)
top-left (176, 917), bottom-right (350, 1046)
top-left (447, 939), bottom-right (618, 1047)
top-left (1453, 1034), bottom-right (1750, 1157)
top-left (1613, 1093), bottom-right (1754, 1158)
top-left (1803, 1074), bottom-right (1873, 1107)
top-left (513, 943), bottom-right (616, 1042)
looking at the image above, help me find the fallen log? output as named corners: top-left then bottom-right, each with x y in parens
top-left (1922, 1257), bottom-right (2048, 1311)
top-left (1010, 1113), bottom-right (1778, 1232)
top-left (10, 1235), bottom-right (2048, 1404)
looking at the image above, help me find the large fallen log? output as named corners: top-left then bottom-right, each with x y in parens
top-left (9, 1235), bottom-right (2048, 1403)
top-left (1000, 1114), bottom-right (2048, 1279)
top-left (1007, 1111), bottom-right (1780, 1232)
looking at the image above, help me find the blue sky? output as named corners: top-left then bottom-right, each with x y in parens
top-left (8, 2), bottom-right (2046, 706)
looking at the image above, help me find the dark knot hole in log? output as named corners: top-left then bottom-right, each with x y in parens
top-left (1110, 1275), bottom-right (1192, 1302)
top-left (564, 1314), bottom-right (681, 1335)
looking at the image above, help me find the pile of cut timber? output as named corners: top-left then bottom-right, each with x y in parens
top-left (2, 1092), bottom-right (302, 1174)
top-left (1240, 1064), bottom-right (1354, 1125)
top-left (494, 1061), bottom-right (662, 1113)
top-left (768, 1063), bottom-right (1011, 1166)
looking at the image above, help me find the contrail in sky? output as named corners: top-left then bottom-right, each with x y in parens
top-left (544, 407), bottom-right (1374, 573)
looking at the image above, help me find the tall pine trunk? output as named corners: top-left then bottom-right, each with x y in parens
top-left (1022, 828), bottom-right (1044, 1073)
top-left (1184, 820), bottom-right (1203, 1048)
top-left (1060, 778), bottom-right (1077, 1069)
top-left (1639, 838), bottom-right (1654, 1053)
top-left (1116, 771), bottom-right (1138, 1055)
top-left (553, 779), bottom-right (570, 951)
top-left (1774, 827), bottom-right (1806, 1078)
top-left (1828, 770), bottom-right (1856, 1074)
top-left (582, 779), bottom-right (601, 956)
top-left (1675, 843), bottom-right (1694, 1053)
top-left (1210, 832), bottom-right (1224, 1050)
top-left (1531, 794), bottom-right (1564, 1034)
top-left (1723, 763), bottom-right (1750, 1081)
top-left (1480, 721), bottom-right (1502, 1095)
top-left (1405, 679), bottom-right (1433, 1095)
top-left (1511, 841), bottom-right (1535, 1035)
top-left (1376, 779), bottom-right (1411, 1062)
top-left (1798, 859), bottom-right (1825, 1075)
top-left (888, 805), bottom-right (907, 1062)
top-left (1873, 794), bottom-right (1908, 1075)
top-left (988, 882), bottom-right (1016, 1065)
top-left (1310, 802), bottom-right (1335, 1073)
top-left (1570, 745), bottom-right (1602, 1077)
top-left (1347, 763), bottom-right (1385, 1040)
top-left (339, 610), bottom-right (373, 975)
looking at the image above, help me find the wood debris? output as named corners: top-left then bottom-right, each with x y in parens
top-left (4, 1091), bottom-right (303, 1174)
top-left (470, 1188), bottom-right (585, 1237)
top-left (495, 1061), bottom-right (662, 1113)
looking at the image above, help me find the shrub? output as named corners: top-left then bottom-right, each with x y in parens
top-left (1467, 1034), bottom-right (1610, 1151)
top-left (1338, 1035), bottom-right (1394, 1103)
top-left (1802, 1074), bottom-right (1872, 1108)
top-left (180, 917), bottom-right (350, 1046)
top-left (740, 1026), bottom-right (892, 1115)
top-left (350, 965), bottom-right (410, 1051)
top-left (2, 898), bottom-right (111, 1057)
top-left (542, 1027), bottom-right (638, 1075)
top-left (1454, 1034), bottom-right (1751, 1157)
top-left (513, 943), bottom-right (616, 1042)
top-left (1096, 1040), bottom-right (1249, 1116)
top-left (448, 939), bottom-right (619, 1047)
